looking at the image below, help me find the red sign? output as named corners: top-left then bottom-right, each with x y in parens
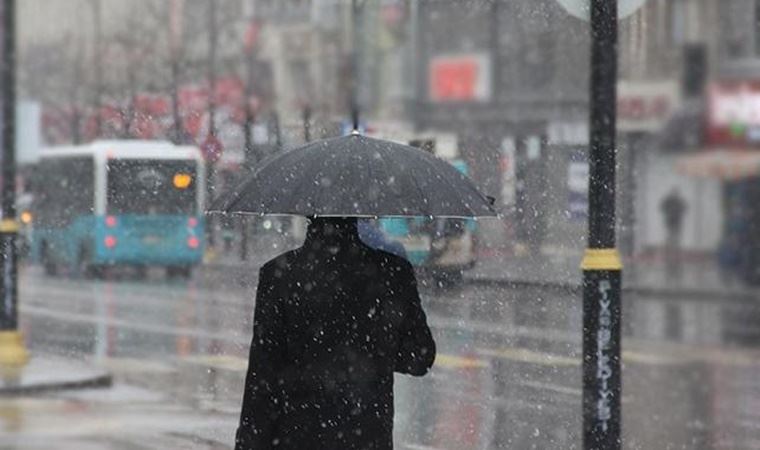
top-left (201, 134), bottom-right (223, 163)
top-left (707, 81), bottom-right (760, 147)
top-left (244, 21), bottom-right (260, 51)
top-left (616, 81), bottom-right (679, 132)
top-left (429, 54), bottom-right (491, 102)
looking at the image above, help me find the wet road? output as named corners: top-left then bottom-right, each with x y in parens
top-left (5, 265), bottom-right (760, 449)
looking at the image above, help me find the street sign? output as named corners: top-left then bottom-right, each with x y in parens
top-left (200, 134), bottom-right (223, 163)
top-left (556, 0), bottom-right (647, 21)
top-left (16, 101), bottom-right (40, 165)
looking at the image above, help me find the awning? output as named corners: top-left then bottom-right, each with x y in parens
top-left (675, 149), bottom-right (760, 180)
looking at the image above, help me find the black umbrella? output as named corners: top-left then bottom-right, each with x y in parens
top-left (208, 134), bottom-right (497, 218)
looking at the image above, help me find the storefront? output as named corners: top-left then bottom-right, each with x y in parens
top-left (673, 80), bottom-right (760, 283)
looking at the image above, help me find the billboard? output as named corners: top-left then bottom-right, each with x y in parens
top-left (707, 81), bottom-right (760, 147)
top-left (428, 53), bottom-right (492, 103)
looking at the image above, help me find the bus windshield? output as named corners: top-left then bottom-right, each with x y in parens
top-left (107, 159), bottom-right (197, 215)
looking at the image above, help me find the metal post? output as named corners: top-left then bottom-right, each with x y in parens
top-left (272, 111), bottom-right (282, 151)
top-left (302, 104), bottom-right (311, 142)
top-left (350, 0), bottom-right (360, 131)
top-left (0, 0), bottom-right (29, 368)
top-left (169, 0), bottom-right (184, 144)
top-left (90, 0), bottom-right (103, 138)
top-left (581, 0), bottom-right (622, 449)
top-left (206, 0), bottom-right (218, 248)
top-left (239, 216), bottom-right (248, 261)
top-left (408, 0), bottom-right (420, 131)
top-left (207, 0), bottom-right (217, 136)
top-left (243, 49), bottom-right (258, 169)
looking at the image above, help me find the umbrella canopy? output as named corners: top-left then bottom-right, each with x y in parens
top-left (208, 134), bottom-right (497, 218)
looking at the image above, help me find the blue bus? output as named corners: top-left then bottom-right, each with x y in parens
top-left (30, 141), bottom-right (205, 278)
top-left (376, 158), bottom-right (477, 285)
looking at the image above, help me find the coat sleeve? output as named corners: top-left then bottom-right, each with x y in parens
top-left (394, 261), bottom-right (436, 376)
top-left (235, 264), bottom-right (286, 450)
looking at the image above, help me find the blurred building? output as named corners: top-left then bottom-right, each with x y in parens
top-left (403, 0), bottom-right (760, 272)
top-left (409, 0), bottom-right (591, 254)
top-left (619, 0), bottom-right (760, 283)
top-left (18, 0), bottom-right (760, 277)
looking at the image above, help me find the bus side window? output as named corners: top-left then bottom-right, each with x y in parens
top-left (35, 158), bottom-right (94, 228)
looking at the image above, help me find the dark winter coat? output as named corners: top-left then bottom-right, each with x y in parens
top-left (235, 218), bottom-right (436, 450)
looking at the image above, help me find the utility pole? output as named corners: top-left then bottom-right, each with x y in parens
top-left (350, 0), bottom-right (360, 131)
top-left (240, 0), bottom-right (260, 263)
top-left (207, 0), bottom-right (217, 139)
top-left (91, 0), bottom-right (103, 138)
top-left (0, 0), bottom-right (29, 369)
top-left (169, 0), bottom-right (184, 145)
top-left (242, 1), bottom-right (261, 171)
top-left (581, 0), bottom-right (622, 449)
top-left (302, 104), bottom-right (311, 142)
top-left (272, 110), bottom-right (281, 150)
top-left (206, 0), bottom-right (219, 248)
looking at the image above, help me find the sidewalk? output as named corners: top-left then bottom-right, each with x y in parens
top-left (465, 248), bottom-right (759, 301)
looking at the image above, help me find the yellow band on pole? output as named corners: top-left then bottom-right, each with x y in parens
top-left (581, 248), bottom-right (623, 271)
top-left (0, 220), bottom-right (19, 233)
top-left (0, 331), bottom-right (29, 367)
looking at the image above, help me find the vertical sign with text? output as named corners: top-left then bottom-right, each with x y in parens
top-left (500, 137), bottom-right (516, 210)
top-left (582, 270), bottom-right (622, 449)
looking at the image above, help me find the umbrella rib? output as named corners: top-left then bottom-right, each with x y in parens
top-left (369, 141), bottom-right (395, 214)
top-left (315, 145), bottom-right (363, 215)
top-left (217, 145), bottom-right (310, 212)
top-left (376, 143), bottom-right (429, 216)
top-left (431, 158), bottom-right (493, 215)
top-left (412, 152), bottom-right (474, 216)
top-left (290, 145), bottom-right (338, 215)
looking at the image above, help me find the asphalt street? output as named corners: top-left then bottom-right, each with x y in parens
top-left (2, 264), bottom-right (760, 449)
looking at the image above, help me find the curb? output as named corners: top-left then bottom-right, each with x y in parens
top-left (463, 273), bottom-right (758, 303)
top-left (0, 357), bottom-right (113, 396)
top-left (196, 262), bottom-right (260, 289)
top-left (200, 258), bottom-right (758, 303)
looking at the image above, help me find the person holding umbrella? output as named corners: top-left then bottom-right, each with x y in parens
top-left (209, 133), bottom-right (496, 449)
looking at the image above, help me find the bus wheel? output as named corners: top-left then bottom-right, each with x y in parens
top-left (88, 265), bottom-right (106, 279)
top-left (76, 245), bottom-right (94, 279)
top-left (134, 265), bottom-right (148, 280)
top-left (166, 266), bottom-right (192, 279)
top-left (41, 242), bottom-right (57, 276)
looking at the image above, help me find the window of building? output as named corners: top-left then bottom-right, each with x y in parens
top-left (755, 0), bottom-right (760, 56)
top-left (667, 0), bottom-right (687, 46)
